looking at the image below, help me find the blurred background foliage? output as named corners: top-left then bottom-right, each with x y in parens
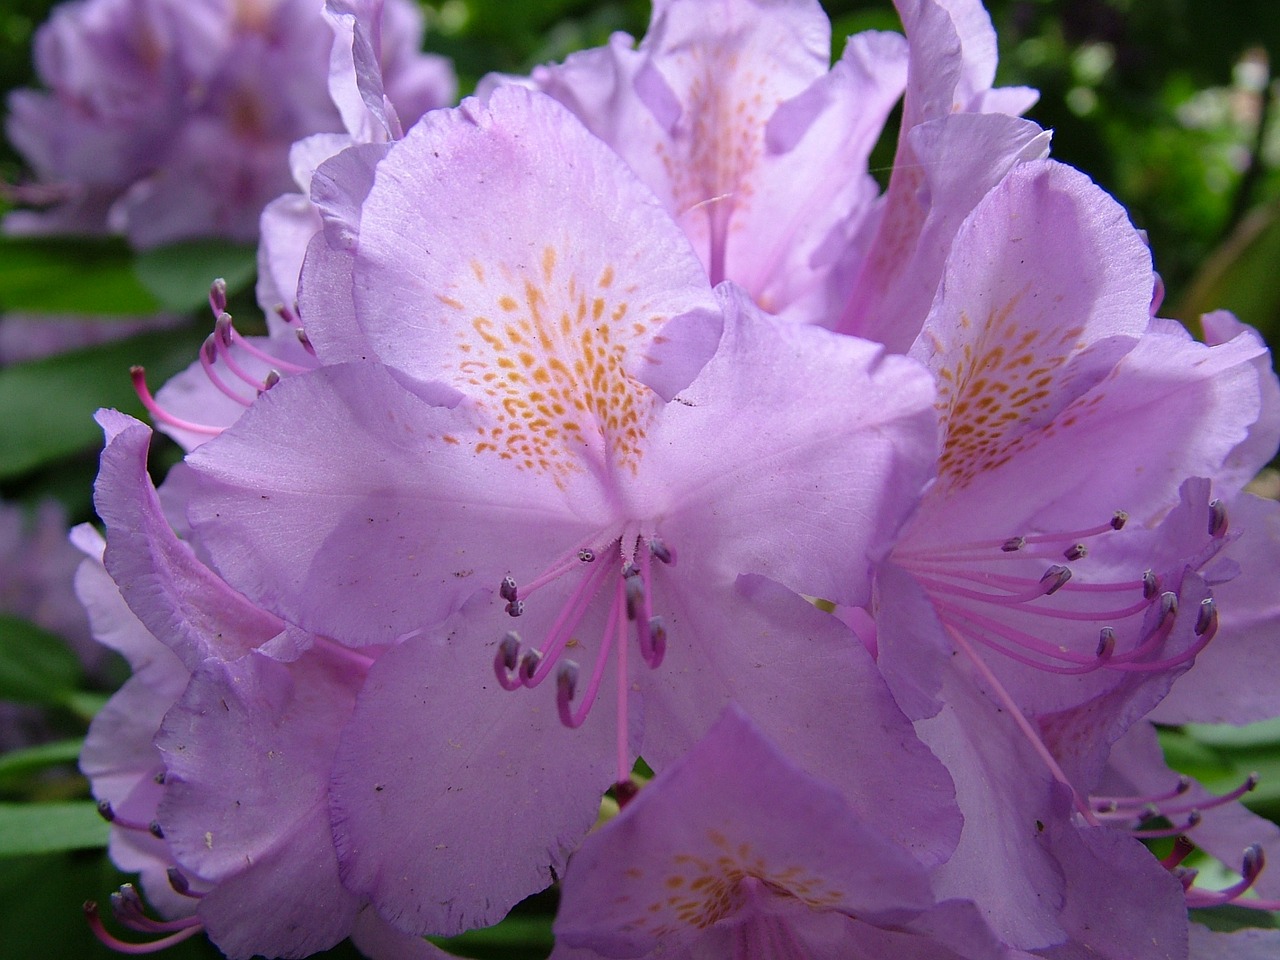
top-left (1, 0), bottom-right (1279, 957)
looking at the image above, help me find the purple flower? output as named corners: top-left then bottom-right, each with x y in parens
top-left (165, 85), bottom-right (955, 934)
top-left (552, 705), bottom-right (1009, 960)
top-left (863, 156), bottom-right (1280, 946)
top-left (80, 410), bottom-right (454, 959)
top-left (484, 0), bottom-right (1036, 330)
top-left (5, 0), bottom-right (453, 248)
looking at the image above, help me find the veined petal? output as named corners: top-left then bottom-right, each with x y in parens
top-left (183, 361), bottom-right (607, 645)
top-left (329, 606), bottom-right (617, 935)
top-left (642, 286), bottom-right (937, 607)
top-left (93, 410), bottom-right (283, 669)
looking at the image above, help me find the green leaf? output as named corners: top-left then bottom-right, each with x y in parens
top-left (0, 801), bottom-right (107, 857)
top-left (134, 239), bottom-right (257, 313)
top-left (0, 739), bottom-right (83, 788)
top-left (1184, 717), bottom-right (1280, 749)
top-left (0, 615), bottom-right (82, 707)
top-left (0, 324), bottom-right (205, 478)
top-left (428, 915), bottom-right (555, 959)
top-left (1175, 199), bottom-right (1280, 348)
top-left (0, 236), bottom-right (161, 315)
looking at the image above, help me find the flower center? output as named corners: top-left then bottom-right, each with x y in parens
top-left (492, 531), bottom-right (674, 782)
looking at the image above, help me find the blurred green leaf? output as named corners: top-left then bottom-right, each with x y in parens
top-left (133, 239), bottom-right (257, 313)
top-left (0, 801), bottom-right (107, 857)
top-left (1185, 717), bottom-right (1280, 749)
top-left (0, 615), bottom-right (81, 707)
top-left (0, 325), bottom-right (204, 478)
top-left (0, 738), bottom-right (82, 788)
top-left (1175, 200), bottom-right (1280, 344)
top-left (429, 915), bottom-right (555, 959)
top-left (0, 236), bottom-right (161, 315)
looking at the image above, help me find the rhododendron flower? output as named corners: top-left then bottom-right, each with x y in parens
top-left (5, 0), bottom-right (453, 248)
top-left (79, 410), bottom-right (452, 959)
top-left (553, 705), bottom-right (1007, 960)
top-left (488, 0), bottom-right (1039, 330)
top-left (863, 156), bottom-right (1280, 947)
top-left (170, 85), bottom-right (957, 934)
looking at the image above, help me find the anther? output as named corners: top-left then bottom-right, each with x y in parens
top-left (1039, 564), bottom-right (1072, 594)
top-left (1110, 510), bottom-right (1129, 530)
top-left (1208, 499), bottom-right (1229, 538)
top-left (647, 617), bottom-right (667, 668)
top-left (1001, 536), bottom-right (1026, 553)
top-left (296, 327), bottom-right (315, 354)
top-left (497, 632), bottom-right (519, 671)
top-left (261, 369), bottom-right (281, 392)
top-left (1157, 591), bottom-right (1178, 625)
top-left (499, 576), bottom-right (517, 602)
top-left (649, 537), bottom-right (674, 565)
top-left (148, 820), bottom-right (165, 839)
top-left (1063, 543), bottom-right (1088, 561)
top-left (1243, 844), bottom-right (1265, 881)
top-left (558, 660), bottom-right (583, 706)
top-left (97, 799), bottom-right (115, 822)
top-left (578, 549), bottom-right (595, 563)
top-left (624, 573), bottom-right (644, 621)
top-left (209, 278), bottom-right (227, 315)
top-left (505, 599), bottom-right (524, 618)
top-left (153, 771), bottom-right (165, 785)
top-left (1096, 627), bottom-right (1116, 659)
top-left (167, 868), bottom-right (193, 897)
top-left (518, 650), bottom-right (542, 684)
top-left (1195, 597), bottom-right (1217, 636)
top-left (493, 633), bottom-right (522, 691)
top-left (1142, 570), bottom-right (1161, 599)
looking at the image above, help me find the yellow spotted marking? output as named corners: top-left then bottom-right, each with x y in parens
top-left (444, 245), bottom-right (656, 485)
top-left (933, 296), bottom-right (1086, 489)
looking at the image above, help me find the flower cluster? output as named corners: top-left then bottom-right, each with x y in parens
top-left (4, 0), bottom-right (454, 248)
top-left (77, 0), bottom-right (1280, 958)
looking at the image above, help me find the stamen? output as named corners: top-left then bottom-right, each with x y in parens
top-left (643, 616), bottom-right (667, 669)
top-left (213, 312), bottom-right (311, 375)
top-left (1063, 543), bottom-right (1088, 561)
top-left (110, 885), bottom-right (196, 934)
top-left (84, 901), bottom-right (203, 955)
top-left (1132, 809), bottom-right (1201, 839)
top-left (95, 800), bottom-right (159, 835)
top-left (1161, 836), bottom-right (1197, 869)
top-left (1142, 570), bottom-right (1161, 599)
top-left (130, 367), bottom-right (223, 437)
top-left (493, 632), bottom-right (522, 691)
top-left (208, 278), bottom-right (227, 315)
top-left (167, 868), bottom-right (202, 899)
top-left (1184, 846), bottom-right (1264, 908)
top-left (1040, 564), bottom-right (1072, 594)
top-left (197, 335), bottom-right (254, 406)
top-left (296, 327), bottom-right (316, 355)
top-left (1208, 499), bottom-right (1228, 538)
top-left (649, 537), bottom-right (675, 565)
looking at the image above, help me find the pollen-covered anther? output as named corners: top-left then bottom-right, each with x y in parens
top-left (624, 572), bottom-right (645, 621)
top-left (555, 660), bottom-right (581, 727)
top-left (493, 631), bottom-right (523, 691)
top-left (505, 599), bottom-right (525, 618)
top-left (1142, 569), bottom-right (1161, 599)
top-left (644, 616), bottom-right (668, 669)
top-left (518, 649), bottom-right (542, 687)
top-left (1063, 543), bottom-right (1088, 561)
top-left (1110, 510), bottom-right (1129, 530)
top-left (1195, 597), bottom-right (1218, 636)
top-left (499, 576), bottom-right (518, 602)
top-left (649, 536), bottom-right (675, 565)
top-left (578, 549), bottom-right (595, 563)
top-left (1208, 498), bottom-right (1229, 538)
top-left (1039, 564), bottom-right (1072, 595)
top-left (84, 891), bottom-right (205, 954)
top-left (166, 867), bottom-right (200, 899)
